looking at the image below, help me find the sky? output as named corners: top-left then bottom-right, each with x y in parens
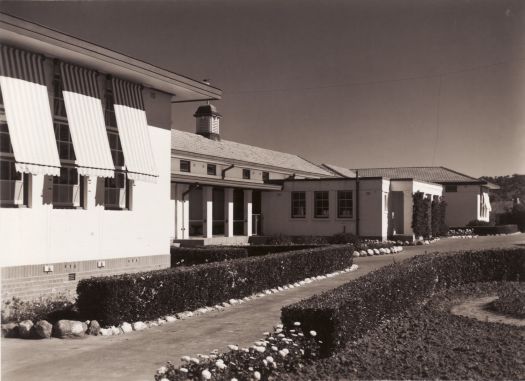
top-left (1, 0), bottom-right (524, 177)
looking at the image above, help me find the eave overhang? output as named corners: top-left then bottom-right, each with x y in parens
top-left (0, 12), bottom-right (222, 102)
top-left (172, 174), bottom-right (283, 191)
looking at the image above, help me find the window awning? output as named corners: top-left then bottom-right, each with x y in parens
top-left (0, 45), bottom-right (60, 176)
top-left (60, 62), bottom-right (114, 178)
top-left (112, 78), bottom-right (158, 183)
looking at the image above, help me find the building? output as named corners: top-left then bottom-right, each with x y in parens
top-left (172, 106), bottom-right (497, 243)
top-left (170, 104), bottom-right (334, 245)
top-left (0, 13), bottom-right (221, 301)
top-left (355, 167), bottom-right (498, 227)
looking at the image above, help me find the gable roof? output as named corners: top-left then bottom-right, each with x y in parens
top-left (354, 166), bottom-right (484, 183)
top-left (171, 130), bottom-right (332, 176)
top-left (322, 163), bottom-right (356, 178)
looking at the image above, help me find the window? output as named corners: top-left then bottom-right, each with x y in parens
top-left (104, 79), bottom-right (124, 167)
top-left (262, 171), bottom-right (270, 183)
top-left (314, 191), bottom-right (330, 218)
top-left (53, 167), bottom-right (85, 208)
top-left (291, 192), bottom-right (306, 218)
top-left (337, 190), bottom-right (353, 218)
top-left (53, 65), bottom-right (76, 162)
top-left (0, 159), bottom-right (28, 207)
top-left (105, 171), bottom-right (131, 210)
top-left (207, 164), bottom-right (217, 176)
top-left (445, 184), bottom-right (457, 192)
top-left (54, 122), bottom-right (76, 161)
top-left (0, 88), bottom-right (29, 207)
top-left (180, 160), bottom-right (191, 173)
top-left (243, 169), bottom-right (251, 179)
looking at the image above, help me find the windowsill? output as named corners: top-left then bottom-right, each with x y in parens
top-left (52, 206), bottom-right (85, 210)
top-left (0, 204), bottom-right (28, 208)
top-left (104, 207), bottom-right (129, 211)
top-left (336, 217), bottom-right (355, 220)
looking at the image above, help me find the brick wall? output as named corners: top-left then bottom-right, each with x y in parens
top-left (1, 254), bottom-right (170, 302)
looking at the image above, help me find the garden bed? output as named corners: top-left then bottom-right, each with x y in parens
top-left (486, 281), bottom-right (525, 318)
top-left (285, 282), bottom-right (525, 380)
top-left (281, 247), bottom-right (525, 355)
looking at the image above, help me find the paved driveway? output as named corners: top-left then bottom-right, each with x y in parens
top-left (2, 233), bottom-right (524, 381)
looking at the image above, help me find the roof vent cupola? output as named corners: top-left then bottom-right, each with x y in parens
top-left (194, 103), bottom-right (221, 141)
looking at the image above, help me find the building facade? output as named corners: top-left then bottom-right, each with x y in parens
top-left (0, 13), bottom-right (220, 301)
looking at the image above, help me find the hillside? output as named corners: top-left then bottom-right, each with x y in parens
top-left (482, 174), bottom-right (525, 202)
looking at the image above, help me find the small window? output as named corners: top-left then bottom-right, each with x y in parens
top-left (180, 160), bottom-right (191, 173)
top-left (53, 167), bottom-right (85, 209)
top-left (262, 171), bottom-right (270, 183)
top-left (337, 190), bottom-right (353, 218)
top-left (314, 191), bottom-right (330, 218)
top-left (104, 171), bottom-right (131, 210)
top-left (445, 185), bottom-right (457, 192)
top-left (291, 192), bottom-right (306, 218)
top-left (54, 122), bottom-right (76, 161)
top-left (0, 159), bottom-right (28, 208)
top-left (207, 164), bottom-right (217, 176)
top-left (243, 169), bottom-right (251, 179)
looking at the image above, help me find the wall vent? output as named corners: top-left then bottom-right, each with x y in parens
top-left (68, 273), bottom-right (76, 281)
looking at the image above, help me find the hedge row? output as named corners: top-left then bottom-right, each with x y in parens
top-left (281, 247), bottom-right (525, 356)
top-left (170, 246), bottom-right (248, 266)
top-left (170, 245), bottom-right (321, 267)
top-left (471, 224), bottom-right (518, 235)
top-left (77, 245), bottom-right (354, 326)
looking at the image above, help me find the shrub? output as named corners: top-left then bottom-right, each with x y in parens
top-left (1, 295), bottom-right (77, 324)
top-left (265, 235), bottom-right (329, 245)
top-left (466, 219), bottom-right (493, 227)
top-left (244, 245), bottom-right (322, 257)
top-left (77, 245), bottom-right (354, 326)
top-left (171, 246), bottom-right (248, 267)
top-left (471, 224), bottom-right (518, 235)
top-left (154, 323), bottom-right (321, 381)
top-left (281, 247), bottom-right (525, 356)
top-left (327, 233), bottom-right (360, 245)
top-left (487, 282), bottom-right (525, 318)
top-left (412, 192), bottom-right (432, 238)
top-left (438, 199), bottom-right (449, 236)
top-left (500, 203), bottom-right (525, 232)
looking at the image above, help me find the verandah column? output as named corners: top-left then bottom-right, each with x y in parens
top-left (224, 188), bottom-right (234, 237)
top-left (175, 183), bottom-right (189, 239)
top-left (244, 189), bottom-right (253, 237)
top-left (202, 186), bottom-right (213, 238)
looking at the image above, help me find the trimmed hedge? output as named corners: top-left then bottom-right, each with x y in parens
top-left (281, 247), bottom-right (525, 356)
top-left (77, 245), bottom-right (354, 326)
top-left (170, 245), bottom-right (321, 267)
top-left (170, 246), bottom-right (248, 266)
top-left (471, 224), bottom-right (518, 235)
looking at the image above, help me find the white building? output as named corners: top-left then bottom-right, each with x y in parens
top-left (0, 13), bottom-right (220, 301)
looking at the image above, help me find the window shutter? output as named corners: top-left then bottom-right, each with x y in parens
top-left (118, 188), bottom-right (126, 209)
top-left (13, 179), bottom-right (24, 205)
top-left (72, 184), bottom-right (80, 207)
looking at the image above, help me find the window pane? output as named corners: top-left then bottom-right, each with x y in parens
top-left (315, 191), bottom-right (329, 218)
top-left (291, 192), bottom-right (306, 218)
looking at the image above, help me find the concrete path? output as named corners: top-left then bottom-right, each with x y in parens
top-left (2, 234), bottom-right (524, 381)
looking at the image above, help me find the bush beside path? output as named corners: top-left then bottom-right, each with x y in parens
top-left (2, 233), bottom-right (524, 381)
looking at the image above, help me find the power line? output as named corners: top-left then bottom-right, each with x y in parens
top-left (227, 55), bottom-right (525, 95)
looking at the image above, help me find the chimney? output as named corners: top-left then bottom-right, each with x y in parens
top-left (193, 103), bottom-right (221, 141)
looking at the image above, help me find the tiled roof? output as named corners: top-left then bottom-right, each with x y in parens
top-left (322, 163), bottom-right (356, 178)
top-left (354, 167), bottom-right (483, 183)
top-left (171, 130), bottom-right (332, 176)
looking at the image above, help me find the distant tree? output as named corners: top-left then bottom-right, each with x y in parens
top-left (481, 174), bottom-right (525, 202)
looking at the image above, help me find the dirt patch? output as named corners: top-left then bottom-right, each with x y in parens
top-left (451, 295), bottom-right (525, 327)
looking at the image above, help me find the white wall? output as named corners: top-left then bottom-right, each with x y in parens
top-left (443, 184), bottom-right (486, 226)
top-left (261, 178), bottom-right (389, 239)
top-left (0, 87), bottom-right (172, 267)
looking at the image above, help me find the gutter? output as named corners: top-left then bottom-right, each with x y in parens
top-left (222, 164), bottom-right (235, 179)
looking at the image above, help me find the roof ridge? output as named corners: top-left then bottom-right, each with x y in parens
top-left (439, 166), bottom-right (482, 181)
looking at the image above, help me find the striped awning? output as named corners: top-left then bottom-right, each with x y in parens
top-left (60, 62), bottom-right (114, 178)
top-left (0, 45), bottom-right (60, 176)
top-left (112, 78), bottom-right (158, 182)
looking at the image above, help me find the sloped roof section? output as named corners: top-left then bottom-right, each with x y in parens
top-left (322, 164), bottom-right (356, 178)
top-left (172, 130), bottom-right (332, 176)
top-left (355, 167), bottom-right (483, 183)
